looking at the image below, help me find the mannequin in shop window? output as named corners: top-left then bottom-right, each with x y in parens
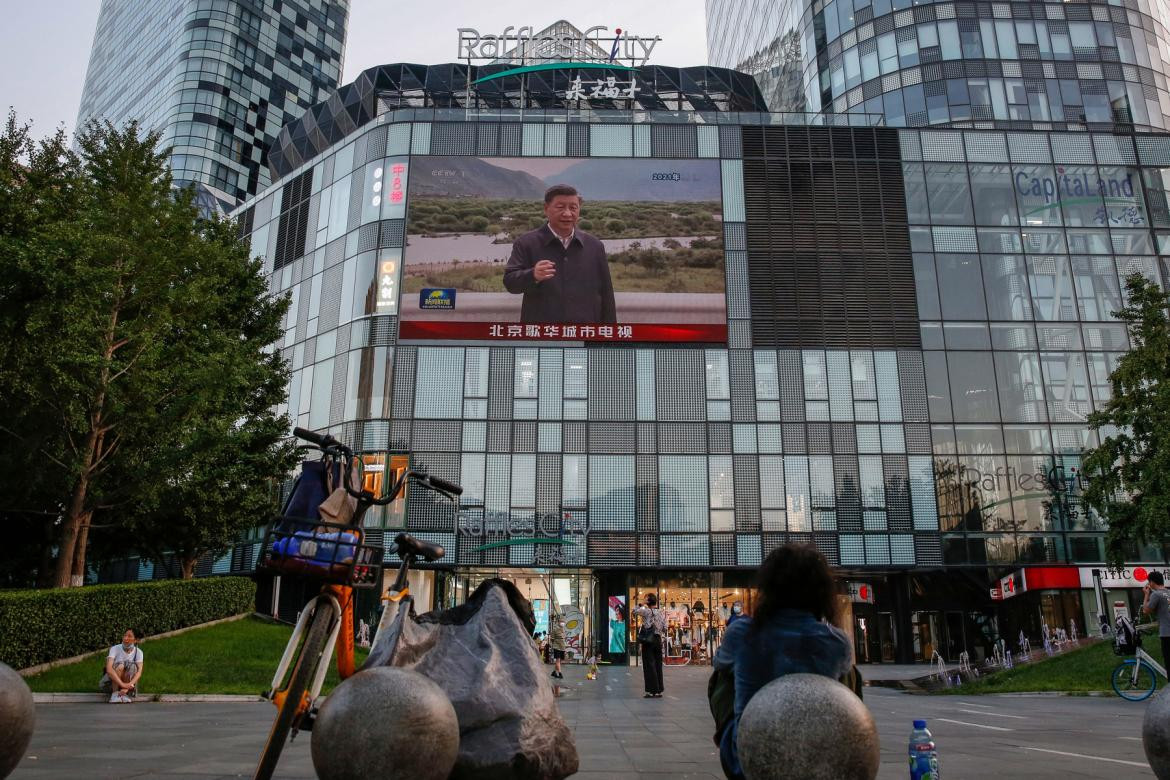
top-left (712, 544), bottom-right (853, 780)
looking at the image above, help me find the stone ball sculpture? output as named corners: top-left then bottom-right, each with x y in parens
top-left (1143, 688), bottom-right (1170, 779)
top-left (311, 667), bottom-right (459, 780)
top-left (0, 662), bottom-right (35, 779)
top-left (737, 673), bottom-right (880, 780)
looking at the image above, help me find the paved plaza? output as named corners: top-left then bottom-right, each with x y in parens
top-left (12, 665), bottom-right (1156, 779)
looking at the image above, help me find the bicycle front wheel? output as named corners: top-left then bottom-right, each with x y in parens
top-left (1111, 659), bottom-right (1157, 701)
top-left (254, 602), bottom-right (334, 780)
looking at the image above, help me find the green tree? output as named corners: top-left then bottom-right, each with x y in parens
top-left (0, 118), bottom-right (292, 586)
top-left (1081, 273), bottom-right (1170, 564)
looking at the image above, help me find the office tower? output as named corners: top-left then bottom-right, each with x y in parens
top-left (77, 0), bottom-right (349, 211)
top-left (707, 0), bottom-right (1170, 130)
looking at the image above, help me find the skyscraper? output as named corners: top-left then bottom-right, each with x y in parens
top-left (707, 0), bottom-right (1170, 131)
top-left (77, 0), bottom-right (349, 212)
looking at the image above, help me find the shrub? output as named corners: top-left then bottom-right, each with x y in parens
top-left (0, 576), bottom-right (256, 669)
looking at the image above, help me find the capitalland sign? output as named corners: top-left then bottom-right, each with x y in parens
top-left (457, 26), bottom-right (660, 64)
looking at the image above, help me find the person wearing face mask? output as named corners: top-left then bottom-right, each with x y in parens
top-left (100, 629), bottom-right (144, 703)
top-left (727, 601), bottom-right (744, 626)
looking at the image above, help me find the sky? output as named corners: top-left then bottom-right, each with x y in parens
top-left (0, 1), bottom-right (709, 142)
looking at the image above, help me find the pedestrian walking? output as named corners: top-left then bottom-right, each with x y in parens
top-left (548, 610), bottom-right (567, 679)
top-left (634, 594), bottom-right (666, 698)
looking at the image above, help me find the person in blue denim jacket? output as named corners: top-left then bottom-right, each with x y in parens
top-left (713, 545), bottom-right (853, 780)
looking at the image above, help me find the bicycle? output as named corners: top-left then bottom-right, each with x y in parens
top-left (1112, 645), bottom-right (1167, 701)
top-left (252, 427), bottom-right (461, 780)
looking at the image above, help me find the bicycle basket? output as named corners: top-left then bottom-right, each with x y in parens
top-left (257, 517), bottom-right (383, 588)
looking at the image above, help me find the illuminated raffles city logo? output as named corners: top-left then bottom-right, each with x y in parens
top-left (457, 26), bottom-right (660, 64)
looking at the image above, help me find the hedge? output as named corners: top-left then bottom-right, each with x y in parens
top-left (0, 576), bottom-right (256, 670)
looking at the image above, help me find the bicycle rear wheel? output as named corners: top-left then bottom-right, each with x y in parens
top-left (1111, 659), bottom-right (1157, 701)
top-left (254, 602), bottom-right (334, 780)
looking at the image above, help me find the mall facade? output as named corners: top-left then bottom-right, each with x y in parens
top-left (207, 29), bottom-right (1170, 665)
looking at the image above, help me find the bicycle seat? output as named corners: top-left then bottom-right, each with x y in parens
top-left (394, 532), bottom-right (444, 562)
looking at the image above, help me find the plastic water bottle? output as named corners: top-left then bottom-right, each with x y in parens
top-left (909, 719), bottom-right (940, 779)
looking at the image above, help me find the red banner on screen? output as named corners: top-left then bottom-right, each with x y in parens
top-left (398, 321), bottom-right (727, 343)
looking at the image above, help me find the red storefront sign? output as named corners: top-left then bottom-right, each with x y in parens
top-left (994, 566), bottom-right (1081, 599)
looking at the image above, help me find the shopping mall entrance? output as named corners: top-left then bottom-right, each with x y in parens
top-left (440, 567), bottom-right (596, 661)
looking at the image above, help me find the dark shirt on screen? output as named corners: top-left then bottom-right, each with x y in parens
top-left (503, 226), bottom-right (617, 324)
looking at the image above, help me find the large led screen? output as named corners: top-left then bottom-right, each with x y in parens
top-left (398, 156), bottom-right (726, 343)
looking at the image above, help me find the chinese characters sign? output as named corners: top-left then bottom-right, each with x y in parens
top-left (564, 75), bottom-right (639, 100)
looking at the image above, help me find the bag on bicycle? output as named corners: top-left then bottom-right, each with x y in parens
top-left (280, 459), bottom-right (333, 520)
top-left (370, 578), bottom-right (579, 780)
top-left (1114, 614), bottom-right (1141, 656)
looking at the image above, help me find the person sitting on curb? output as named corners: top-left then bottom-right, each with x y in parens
top-left (100, 629), bottom-right (144, 703)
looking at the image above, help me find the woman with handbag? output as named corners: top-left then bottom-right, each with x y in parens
top-left (634, 594), bottom-right (667, 698)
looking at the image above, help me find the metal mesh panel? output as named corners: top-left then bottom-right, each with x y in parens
top-left (884, 455), bottom-right (912, 531)
top-left (724, 223), bottom-right (746, 252)
top-left (500, 124), bottom-right (522, 156)
top-left (545, 125), bottom-right (566, 156)
top-left (636, 454), bottom-right (658, 532)
top-left (708, 423), bottom-right (732, 454)
top-left (318, 264), bottom-right (343, 331)
top-left (365, 126), bottom-right (388, 161)
top-left (513, 421), bottom-right (537, 452)
top-left (522, 124), bottom-right (544, 156)
top-left (563, 421), bottom-right (587, 453)
top-left (660, 535), bottom-right (709, 566)
top-left (326, 348), bottom-right (348, 425)
top-left (839, 534), bottom-right (864, 565)
top-left (536, 454), bottom-right (561, 514)
top-left (487, 421), bottom-right (510, 452)
top-left (1007, 133), bottom-right (1051, 163)
top-left (915, 534), bottom-right (942, 565)
top-left (726, 251), bottom-right (750, 320)
top-left (405, 452), bottom-right (459, 529)
top-left (899, 131), bottom-right (922, 161)
top-left (1136, 136), bottom-right (1170, 166)
top-left (920, 131), bottom-right (965, 161)
top-left (719, 125), bottom-right (743, 158)
top-left (431, 123), bottom-right (477, 154)
top-left (391, 346), bottom-right (415, 419)
top-left (782, 424), bottom-right (806, 453)
top-left (1093, 134), bottom-right (1137, 165)
top-left (657, 423), bottom-right (707, 454)
top-left (651, 125), bottom-right (698, 157)
top-left (637, 422), bottom-right (656, 453)
top-left (638, 533), bottom-right (659, 566)
top-left (588, 350), bottom-right (635, 420)
top-left (712, 533), bottom-right (736, 567)
top-left (379, 220), bottom-right (405, 248)
top-left (963, 132), bottom-right (1008, 162)
top-left (832, 424), bottom-right (857, 454)
top-left (729, 350), bottom-right (756, 421)
top-left (891, 535), bottom-right (915, 565)
top-left (698, 125), bottom-right (720, 158)
top-left (865, 535), bottom-right (891, 565)
top-left (733, 455), bottom-right (761, 532)
top-left (590, 125), bottom-right (633, 156)
top-left (656, 350), bottom-right (706, 420)
top-left (588, 534), bottom-right (637, 567)
top-left (1049, 133), bottom-right (1096, 164)
top-left (736, 534), bottom-right (762, 566)
top-left (814, 534), bottom-right (840, 565)
top-left (567, 124), bottom-right (588, 156)
top-left (488, 349), bottom-right (514, 419)
top-left (589, 422), bottom-right (636, 453)
top-left (390, 420), bottom-right (410, 450)
top-left (904, 424), bottom-right (932, 454)
top-left (897, 351), bottom-right (929, 423)
top-left (476, 123), bottom-right (499, 156)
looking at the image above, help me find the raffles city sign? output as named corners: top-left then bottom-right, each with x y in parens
top-left (457, 25), bottom-right (660, 65)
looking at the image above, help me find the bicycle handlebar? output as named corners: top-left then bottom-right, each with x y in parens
top-left (292, 428), bottom-right (462, 504)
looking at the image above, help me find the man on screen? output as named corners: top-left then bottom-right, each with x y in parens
top-left (503, 185), bottom-right (617, 324)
